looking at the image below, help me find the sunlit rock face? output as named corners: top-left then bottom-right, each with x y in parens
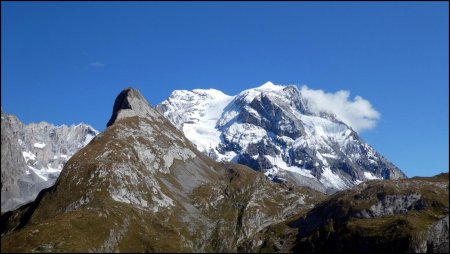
top-left (1, 111), bottom-right (98, 212)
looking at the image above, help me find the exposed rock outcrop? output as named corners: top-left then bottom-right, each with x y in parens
top-left (354, 192), bottom-right (426, 218)
top-left (243, 173), bottom-right (449, 253)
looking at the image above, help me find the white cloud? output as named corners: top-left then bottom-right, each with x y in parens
top-left (88, 61), bottom-right (105, 67)
top-left (299, 85), bottom-right (380, 132)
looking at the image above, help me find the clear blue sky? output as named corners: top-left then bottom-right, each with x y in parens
top-left (2, 2), bottom-right (448, 177)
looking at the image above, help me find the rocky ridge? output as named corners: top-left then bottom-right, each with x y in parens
top-left (1, 112), bottom-right (98, 212)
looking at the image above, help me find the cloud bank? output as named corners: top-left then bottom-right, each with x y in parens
top-left (299, 85), bottom-right (380, 132)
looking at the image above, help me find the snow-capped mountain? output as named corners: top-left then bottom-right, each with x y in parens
top-left (157, 81), bottom-right (406, 193)
top-left (1, 112), bottom-right (98, 212)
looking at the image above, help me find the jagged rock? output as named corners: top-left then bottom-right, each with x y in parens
top-left (239, 93), bottom-right (306, 139)
top-left (107, 87), bottom-right (162, 127)
top-left (420, 216), bottom-right (449, 253)
top-left (1, 114), bottom-right (28, 212)
top-left (1, 112), bottom-right (98, 212)
top-left (355, 192), bottom-right (426, 218)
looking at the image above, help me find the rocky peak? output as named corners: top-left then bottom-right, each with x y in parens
top-left (106, 87), bottom-right (161, 127)
top-left (239, 92), bottom-right (306, 139)
top-left (253, 81), bottom-right (284, 91)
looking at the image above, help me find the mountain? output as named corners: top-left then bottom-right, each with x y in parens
top-left (157, 81), bottom-right (406, 193)
top-left (1, 88), bottom-right (324, 252)
top-left (242, 172), bottom-right (449, 253)
top-left (1, 112), bottom-right (98, 212)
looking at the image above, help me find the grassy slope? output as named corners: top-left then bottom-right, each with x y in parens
top-left (239, 172), bottom-right (449, 253)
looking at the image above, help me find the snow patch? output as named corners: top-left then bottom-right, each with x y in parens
top-left (321, 153), bottom-right (337, 159)
top-left (319, 167), bottom-right (348, 190)
top-left (364, 172), bottom-right (382, 180)
top-left (239, 81), bottom-right (285, 103)
top-left (264, 155), bottom-right (315, 179)
top-left (83, 133), bottom-right (96, 146)
top-left (354, 179), bottom-right (363, 185)
top-left (22, 151), bottom-right (36, 162)
top-left (223, 123), bottom-right (267, 150)
top-left (33, 142), bottom-right (46, 149)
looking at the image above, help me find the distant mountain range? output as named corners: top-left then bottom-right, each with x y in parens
top-left (1, 111), bottom-right (98, 212)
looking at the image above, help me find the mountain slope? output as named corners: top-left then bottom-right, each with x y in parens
top-left (157, 81), bottom-right (406, 193)
top-left (240, 173), bottom-right (449, 253)
top-left (1, 88), bottom-right (323, 252)
top-left (1, 112), bottom-right (98, 212)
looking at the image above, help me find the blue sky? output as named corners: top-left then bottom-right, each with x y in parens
top-left (1, 2), bottom-right (448, 177)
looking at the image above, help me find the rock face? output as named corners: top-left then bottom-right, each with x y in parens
top-left (1, 112), bottom-right (98, 212)
top-left (157, 82), bottom-right (406, 193)
top-left (423, 216), bottom-right (449, 253)
top-left (354, 192), bottom-right (425, 218)
top-left (1, 88), bottom-right (324, 252)
top-left (244, 173), bottom-right (449, 253)
top-left (1, 114), bottom-right (28, 212)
